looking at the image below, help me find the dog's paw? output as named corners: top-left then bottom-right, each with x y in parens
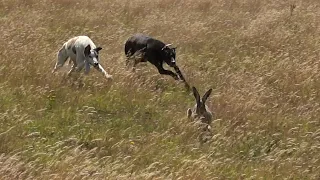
top-left (105, 74), bottom-right (113, 80)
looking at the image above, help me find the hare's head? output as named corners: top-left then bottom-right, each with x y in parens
top-left (187, 86), bottom-right (213, 125)
top-left (193, 87), bottom-right (211, 115)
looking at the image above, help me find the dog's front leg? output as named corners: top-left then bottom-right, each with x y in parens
top-left (75, 62), bottom-right (85, 72)
top-left (94, 64), bottom-right (112, 79)
top-left (173, 65), bottom-right (190, 90)
top-left (84, 61), bottom-right (91, 75)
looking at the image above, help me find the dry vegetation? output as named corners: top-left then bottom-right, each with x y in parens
top-left (1, 0), bottom-right (320, 179)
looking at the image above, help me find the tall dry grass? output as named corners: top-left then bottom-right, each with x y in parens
top-left (0, 0), bottom-right (320, 179)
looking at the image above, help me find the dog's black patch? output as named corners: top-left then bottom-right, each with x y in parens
top-left (72, 46), bottom-right (76, 54)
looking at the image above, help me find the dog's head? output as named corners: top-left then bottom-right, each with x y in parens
top-left (84, 45), bottom-right (102, 67)
top-left (161, 44), bottom-right (176, 67)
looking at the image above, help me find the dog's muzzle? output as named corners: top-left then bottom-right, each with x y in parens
top-left (167, 58), bottom-right (176, 67)
top-left (93, 62), bottom-right (99, 67)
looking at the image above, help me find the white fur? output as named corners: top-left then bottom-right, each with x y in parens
top-left (52, 36), bottom-right (112, 79)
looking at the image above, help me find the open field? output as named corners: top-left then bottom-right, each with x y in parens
top-left (0, 0), bottom-right (320, 179)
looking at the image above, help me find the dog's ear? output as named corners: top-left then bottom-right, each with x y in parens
top-left (84, 45), bottom-right (91, 56)
top-left (162, 44), bottom-right (171, 51)
top-left (172, 47), bottom-right (177, 52)
top-left (95, 47), bottom-right (102, 53)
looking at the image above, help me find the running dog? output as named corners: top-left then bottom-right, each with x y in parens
top-left (125, 34), bottom-right (188, 85)
top-left (52, 36), bottom-right (112, 79)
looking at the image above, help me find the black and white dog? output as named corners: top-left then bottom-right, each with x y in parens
top-left (52, 36), bottom-right (112, 79)
top-left (125, 34), bottom-right (188, 87)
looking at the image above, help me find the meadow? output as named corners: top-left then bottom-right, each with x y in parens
top-left (0, 0), bottom-right (320, 179)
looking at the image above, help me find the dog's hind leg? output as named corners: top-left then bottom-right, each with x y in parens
top-left (67, 64), bottom-right (76, 76)
top-left (125, 49), bottom-right (133, 67)
top-left (52, 46), bottom-right (69, 73)
top-left (130, 48), bottom-right (146, 71)
top-left (67, 58), bottom-right (77, 76)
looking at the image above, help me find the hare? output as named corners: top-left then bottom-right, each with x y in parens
top-left (187, 86), bottom-right (213, 130)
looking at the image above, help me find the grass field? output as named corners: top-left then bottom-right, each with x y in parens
top-left (1, 0), bottom-right (320, 179)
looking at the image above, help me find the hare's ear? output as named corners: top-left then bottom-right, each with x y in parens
top-left (192, 86), bottom-right (200, 104)
top-left (202, 88), bottom-right (212, 103)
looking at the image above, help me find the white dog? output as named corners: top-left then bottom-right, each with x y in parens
top-left (52, 36), bottom-right (112, 79)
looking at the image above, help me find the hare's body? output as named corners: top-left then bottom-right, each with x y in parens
top-left (188, 104), bottom-right (212, 125)
top-left (187, 87), bottom-right (213, 129)
top-left (187, 87), bottom-right (213, 143)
